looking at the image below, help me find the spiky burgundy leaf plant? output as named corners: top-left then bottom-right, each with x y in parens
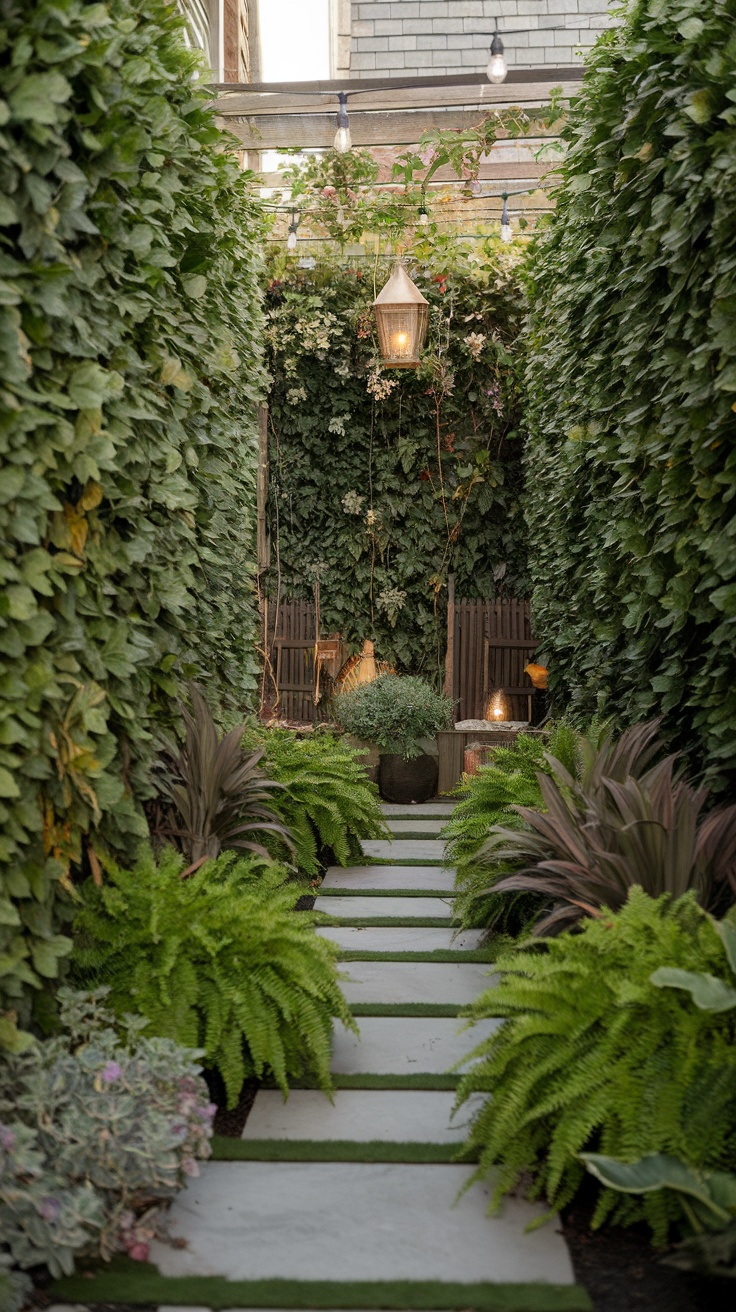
top-left (156, 684), bottom-right (295, 866)
top-left (483, 721), bottom-right (736, 934)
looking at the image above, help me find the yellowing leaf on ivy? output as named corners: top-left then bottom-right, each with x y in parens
top-left (160, 355), bottom-right (194, 390)
top-left (77, 480), bottom-right (104, 512)
top-left (62, 503), bottom-right (89, 557)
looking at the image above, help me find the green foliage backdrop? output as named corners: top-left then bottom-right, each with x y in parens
top-left (523, 0), bottom-right (736, 789)
top-left (0, 0), bottom-right (264, 1045)
top-left (265, 245), bottom-right (529, 676)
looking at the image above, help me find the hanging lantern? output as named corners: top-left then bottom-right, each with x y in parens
top-left (372, 262), bottom-right (429, 369)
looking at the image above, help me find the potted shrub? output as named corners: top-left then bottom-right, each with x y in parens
top-left (333, 674), bottom-right (454, 803)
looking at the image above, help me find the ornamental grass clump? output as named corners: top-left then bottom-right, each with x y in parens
top-left (456, 890), bottom-right (736, 1243)
top-left (72, 848), bottom-right (356, 1107)
top-left (333, 674), bottom-right (454, 759)
top-left (0, 988), bottom-right (213, 1281)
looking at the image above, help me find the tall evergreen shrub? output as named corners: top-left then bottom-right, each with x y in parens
top-left (0, 0), bottom-right (265, 1047)
top-left (523, 0), bottom-right (736, 789)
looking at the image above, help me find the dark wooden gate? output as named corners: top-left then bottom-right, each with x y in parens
top-left (264, 596), bottom-right (538, 725)
top-left (263, 599), bottom-right (320, 723)
top-left (451, 598), bottom-right (538, 722)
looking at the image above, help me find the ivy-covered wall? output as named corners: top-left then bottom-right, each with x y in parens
top-left (265, 246), bottom-right (529, 677)
top-left (0, 0), bottom-right (264, 1045)
top-left (523, 0), bottom-right (736, 791)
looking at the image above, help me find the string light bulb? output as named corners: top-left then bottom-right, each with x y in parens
top-left (286, 212), bottom-right (299, 250)
top-left (500, 195), bottom-right (512, 242)
top-left (486, 23), bottom-right (507, 83)
top-left (334, 92), bottom-right (351, 153)
top-left (418, 203), bottom-right (429, 226)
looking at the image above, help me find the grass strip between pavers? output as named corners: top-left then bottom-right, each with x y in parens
top-left (360, 856), bottom-right (447, 866)
top-left (332, 1072), bottom-right (460, 1090)
top-left (385, 830), bottom-right (449, 840)
top-left (338, 949), bottom-right (494, 963)
top-left (330, 917), bottom-right (454, 928)
top-left (211, 1136), bottom-right (476, 1163)
top-left (52, 1261), bottom-right (593, 1311)
top-left (319, 887), bottom-right (457, 897)
top-left (349, 1002), bottom-right (463, 1017)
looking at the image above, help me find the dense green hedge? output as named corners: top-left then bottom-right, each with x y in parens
top-left (265, 246), bottom-right (528, 676)
top-left (0, 0), bottom-right (264, 1046)
top-left (523, 0), bottom-right (736, 789)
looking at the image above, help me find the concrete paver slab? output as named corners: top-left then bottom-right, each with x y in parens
top-left (315, 896), bottom-right (453, 921)
top-left (150, 1161), bottom-right (575, 1283)
top-left (331, 1016), bottom-right (498, 1075)
top-left (380, 802), bottom-right (457, 816)
top-left (361, 839), bottom-right (446, 862)
top-left (243, 1089), bottom-right (482, 1143)
top-left (318, 926), bottom-right (484, 952)
top-left (386, 819), bottom-right (447, 835)
top-left (339, 960), bottom-right (494, 1006)
top-left (321, 865), bottom-right (456, 892)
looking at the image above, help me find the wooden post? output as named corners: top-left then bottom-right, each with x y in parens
top-left (443, 571), bottom-right (455, 703)
top-left (256, 405), bottom-right (270, 575)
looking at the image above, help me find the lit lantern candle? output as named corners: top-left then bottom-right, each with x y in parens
top-left (373, 262), bottom-right (429, 369)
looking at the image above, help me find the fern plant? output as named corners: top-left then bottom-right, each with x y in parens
top-left (443, 725), bottom-right (579, 933)
top-left (455, 889), bottom-right (736, 1243)
top-left (72, 848), bottom-right (356, 1107)
top-left (243, 729), bottom-right (387, 878)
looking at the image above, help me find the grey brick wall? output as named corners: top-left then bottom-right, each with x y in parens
top-left (348, 0), bottom-right (615, 77)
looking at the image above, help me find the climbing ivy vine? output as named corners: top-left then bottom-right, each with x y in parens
top-left (523, 0), bottom-right (736, 791)
top-left (0, 0), bottom-right (265, 1046)
top-left (264, 241), bottom-right (530, 676)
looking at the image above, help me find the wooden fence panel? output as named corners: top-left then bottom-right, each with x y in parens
top-left (266, 597), bottom-right (538, 725)
top-left (452, 598), bottom-right (538, 722)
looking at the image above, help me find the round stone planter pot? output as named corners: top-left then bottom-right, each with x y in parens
top-left (378, 752), bottom-right (438, 804)
top-left (343, 734), bottom-right (380, 784)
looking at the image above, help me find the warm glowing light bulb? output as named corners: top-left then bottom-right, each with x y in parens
top-left (334, 93), bottom-right (351, 153)
top-left (334, 124), bottom-right (352, 153)
top-left (492, 703), bottom-right (504, 719)
top-left (486, 31), bottom-right (507, 84)
top-left (395, 332), bottom-right (408, 347)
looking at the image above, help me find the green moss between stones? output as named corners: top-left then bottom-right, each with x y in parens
top-left (53, 1261), bottom-right (593, 1310)
top-left (211, 1137), bottom-right (475, 1163)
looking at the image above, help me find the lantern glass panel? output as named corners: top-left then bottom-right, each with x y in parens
top-left (374, 304), bottom-right (428, 368)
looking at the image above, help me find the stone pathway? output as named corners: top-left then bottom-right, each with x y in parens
top-left (56, 801), bottom-right (588, 1310)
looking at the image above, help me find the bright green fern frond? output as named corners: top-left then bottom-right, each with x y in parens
top-left (454, 890), bottom-right (736, 1242)
top-left (72, 846), bottom-right (354, 1107)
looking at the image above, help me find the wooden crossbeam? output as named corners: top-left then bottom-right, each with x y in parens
top-left (213, 78), bottom-right (581, 117)
top-left (220, 107), bottom-right (568, 151)
top-left (213, 68), bottom-right (585, 96)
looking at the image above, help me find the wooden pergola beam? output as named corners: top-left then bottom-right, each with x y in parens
top-left (221, 108), bottom-right (568, 151)
top-left (213, 68), bottom-right (585, 96)
top-left (213, 78), bottom-right (581, 117)
top-left (257, 161), bottom-right (561, 188)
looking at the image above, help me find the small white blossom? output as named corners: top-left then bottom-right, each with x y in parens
top-left (463, 332), bottom-right (486, 359)
top-left (342, 490), bottom-right (365, 515)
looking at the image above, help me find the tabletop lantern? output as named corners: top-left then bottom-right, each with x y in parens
top-left (373, 262), bottom-right (429, 369)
